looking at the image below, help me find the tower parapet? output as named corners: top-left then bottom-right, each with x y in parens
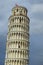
top-left (12, 5), bottom-right (27, 16)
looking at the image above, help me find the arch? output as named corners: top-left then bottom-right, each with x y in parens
top-left (15, 17), bottom-right (16, 20)
top-left (13, 25), bottom-right (14, 27)
top-left (17, 8), bottom-right (18, 12)
top-left (15, 60), bottom-right (16, 63)
top-left (18, 33), bottom-right (20, 36)
top-left (13, 50), bottom-right (14, 53)
top-left (14, 33), bottom-right (15, 35)
top-left (18, 41), bottom-right (20, 44)
top-left (18, 50), bottom-right (19, 53)
top-left (15, 25), bottom-right (16, 27)
top-left (22, 17), bottom-right (23, 21)
top-left (19, 25), bottom-right (20, 27)
top-left (12, 60), bottom-right (14, 62)
top-left (17, 25), bottom-right (18, 27)
top-left (8, 60), bottom-right (9, 62)
top-left (12, 33), bottom-right (13, 36)
top-left (16, 41), bottom-right (17, 43)
top-left (18, 17), bottom-right (19, 19)
top-left (11, 18), bottom-right (14, 22)
top-left (17, 60), bottom-right (19, 65)
top-left (18, 45), bottom-right (20, 48)
top-left (20, 17), bottom-right (21, 23)
top-left (23, 51), bottom-right (24, 58)
top-left (21, 41), bottom-right (22, 48)
top-left (11, 50), bottom-right (12, 53)
top-left (20, 51), bottom-right (22, 58)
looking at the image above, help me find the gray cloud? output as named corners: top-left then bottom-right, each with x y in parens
top-left (0, 0), bottom-right (31, 35)
top-left (0, 0), bottom-right (43, 65)
top-left (30, 19), bottom-right (43, 34)
top-left (29, 0), bottom-right (43, 4)
top-left (30, 34), bottom-right (43, 65)
top-left (0, 0), bottom-right (43, 35)
top-left (29, 3), bottom-right (43, 34)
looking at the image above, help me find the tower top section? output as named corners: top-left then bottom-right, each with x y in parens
top-left (12, 5), bottom-right (28, 16)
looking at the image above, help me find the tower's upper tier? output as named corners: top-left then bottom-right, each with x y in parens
top-left (12, 5), bottom-right (28, 16)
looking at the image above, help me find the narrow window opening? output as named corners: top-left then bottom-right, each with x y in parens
top-left (20, 17), bottom-right (21, 23)
top-left (24, 10), bottom-right (25, 13)
top-left (18, 45), bottom-right (20, 48)
top-left (17, 9), bottom-right (18, 12)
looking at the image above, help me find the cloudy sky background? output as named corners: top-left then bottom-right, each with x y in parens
top-left (0, 0), bottom-right (43, 65)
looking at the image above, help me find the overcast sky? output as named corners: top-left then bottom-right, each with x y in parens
top-left (0, 0), bottom-right (43, 65)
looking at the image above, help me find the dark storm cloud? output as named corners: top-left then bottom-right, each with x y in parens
top-left (0, 35), bottom-right (6, 65)
top-left (30, 34), bottom-right (43, 65)
top-left (0, 0), bottom-right (43, 65)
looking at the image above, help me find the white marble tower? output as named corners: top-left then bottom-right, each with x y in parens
top-left (5, 5), bottom-right (30, 65)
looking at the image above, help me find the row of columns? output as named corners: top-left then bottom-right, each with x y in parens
top-left (7, 50), bottom-right (28, 59)
top-left (9, 25), bottom-right (29, 31)
top-left (7, 41), bottom-right (28, 49)
top-left (8, 32), bottom-right (29, 39)
top-left (9, 16), bottom-right (29, 25)
top-left (5, 59), bottom-right (28, 65)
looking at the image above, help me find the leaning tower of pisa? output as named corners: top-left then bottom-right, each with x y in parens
top-left (5, 5), bottom-right (30, 65)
